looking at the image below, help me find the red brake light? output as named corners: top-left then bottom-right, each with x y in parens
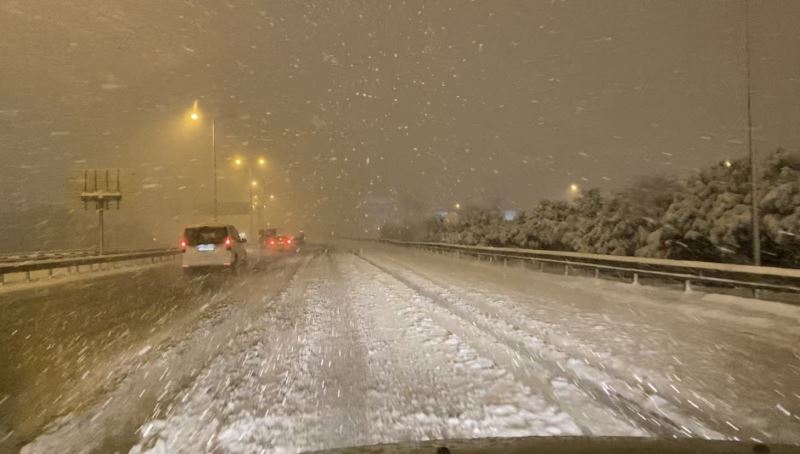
top-left (287, 238), bottom-right (293, 244)
top-left (269, 239), bottom-right (275, 245)
top-left (224, 236), bottom-right (232, 250)
top-left (180, 236), bottom-right (187, 252)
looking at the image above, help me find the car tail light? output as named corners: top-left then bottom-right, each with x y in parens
top-left (287, 238), bottom-right (293, 244)
top-left (180, 236), bottom-right (187, 252)
top-left (224, 236), bottom-right (232, 250)
top-left (269, 239), bottom-right (276, 246)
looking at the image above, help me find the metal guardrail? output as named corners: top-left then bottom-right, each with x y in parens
top-left (0, 248), bottom-right (181, 284)
top-left (0, 248), bottom-right (96, 263)
top-left (381, 240), bottom-right (800, 297)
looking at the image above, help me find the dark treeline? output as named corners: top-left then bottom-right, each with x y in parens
top-left (382, 148), bottom-right (800, 268)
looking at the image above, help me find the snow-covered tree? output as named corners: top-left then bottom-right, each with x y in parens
top-left (420, 149), bottom-right (799, 268)
top-left (758, 148), bottom-right (800, 266)
top-left (638, 148), bottom-right (800, 266)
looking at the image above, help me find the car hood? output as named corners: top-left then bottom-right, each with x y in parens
top-left (306, 436), bottom-right (794, 454)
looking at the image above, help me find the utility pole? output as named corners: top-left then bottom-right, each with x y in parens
top-left (745, 0), bottom-right (761, 266)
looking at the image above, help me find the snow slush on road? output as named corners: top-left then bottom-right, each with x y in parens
top-left (115, 248), bottom-right (799, 453)
top-left (10, 244), bottom-right (800, 454)
top-left (131, 252), bottom-right (585, 453)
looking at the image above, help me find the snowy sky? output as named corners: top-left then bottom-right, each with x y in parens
top-left (1, 0), bottom-right (799, 235)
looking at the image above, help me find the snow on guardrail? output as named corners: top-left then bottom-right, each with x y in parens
top-left (380, 239), bottom-right (800, 298)
top-left (0, 248), bottom-right (96, 263)
top-left (0, 248), bottom-right (181, 285)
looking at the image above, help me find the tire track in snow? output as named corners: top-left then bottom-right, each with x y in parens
top-left (369, 250), bottom-right (788, 442)
top-left (287, 252), bottom-right (372, 449)
top-left (354, 252), bottom-right (711, 439)
top-left (23, 254), bottom-right (312, 454)
top-left (131, 251), bottom-right (373, 453)
top-left (370, 249), bottom-right (800, 443)
top-left (341, 254), bottom-right (606, 439)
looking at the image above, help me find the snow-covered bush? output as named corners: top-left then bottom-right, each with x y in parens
top-left (418, 148), bottom-right (799, 268)
top-left (639, 148), bottom-right (800, 266)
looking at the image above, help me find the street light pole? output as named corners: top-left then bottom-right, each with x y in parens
top-left (232, 156), bottom-right (266, 239)
top-left (190, 107), bottom-right (234, 222)
top-left (745, 0), bottom-right (761, 266)
top-left (249, 166), bottom-right (254, 239)
top-left (212, 118), bottom-right (218, 222)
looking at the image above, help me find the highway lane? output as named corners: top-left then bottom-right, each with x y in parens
top-left (5, 243), bottom-right (800, 453)
top-left (0, 247), bottom-right (315, 453)
top-left (356, 245), bottom-right (800, 443)
top-left (123, 247), bottom-right (800, 453)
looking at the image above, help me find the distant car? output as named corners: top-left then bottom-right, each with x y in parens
top-left (258, 228), bottom-right (278, 244)
top-left (265, 234), bottom-right (297, 253)
top-left (180, 223), bottom-right (247, 274)
top-left (259, 229), bottom-right (278, 250)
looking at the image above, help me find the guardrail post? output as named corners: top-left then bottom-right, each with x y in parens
top-left (594, 269), bottom-right (600, 279)
top-left (752, 288), bottom-right (761, 299)
top-left (632, 273), bottom-right (639, 285)
top-left (503, 258), bottom-right (508, 266)
top-left (684, 280), bottom-right (692, 293)
top-left (26, 270), bottom-right (32, 281)
top-left (564, 264), bottom-right (569, 276)
top-left (48, 268), bottom-right (54, 279)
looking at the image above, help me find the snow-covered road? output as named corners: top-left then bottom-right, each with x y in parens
top-left (11, 244), bottom-right (800, 453)
top-left (130, 252), bottom-right (602, 453)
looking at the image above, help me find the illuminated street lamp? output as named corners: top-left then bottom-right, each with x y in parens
top-left (570, 183), bottom-right (579, 193)
top-left (724, 159), bottom-right (732, 168)
top-left (187, 104), bottom-right (236, 221)
top-left (231, 155), bottom-right (268, 238)
top-left (454, 202), bottom-right (461, 210)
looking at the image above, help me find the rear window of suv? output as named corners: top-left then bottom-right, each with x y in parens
top-left (184, 227), bottom-right (228, 246)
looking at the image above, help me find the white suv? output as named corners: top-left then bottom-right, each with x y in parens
top-left (180, 223), bottom-right (248, 275)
